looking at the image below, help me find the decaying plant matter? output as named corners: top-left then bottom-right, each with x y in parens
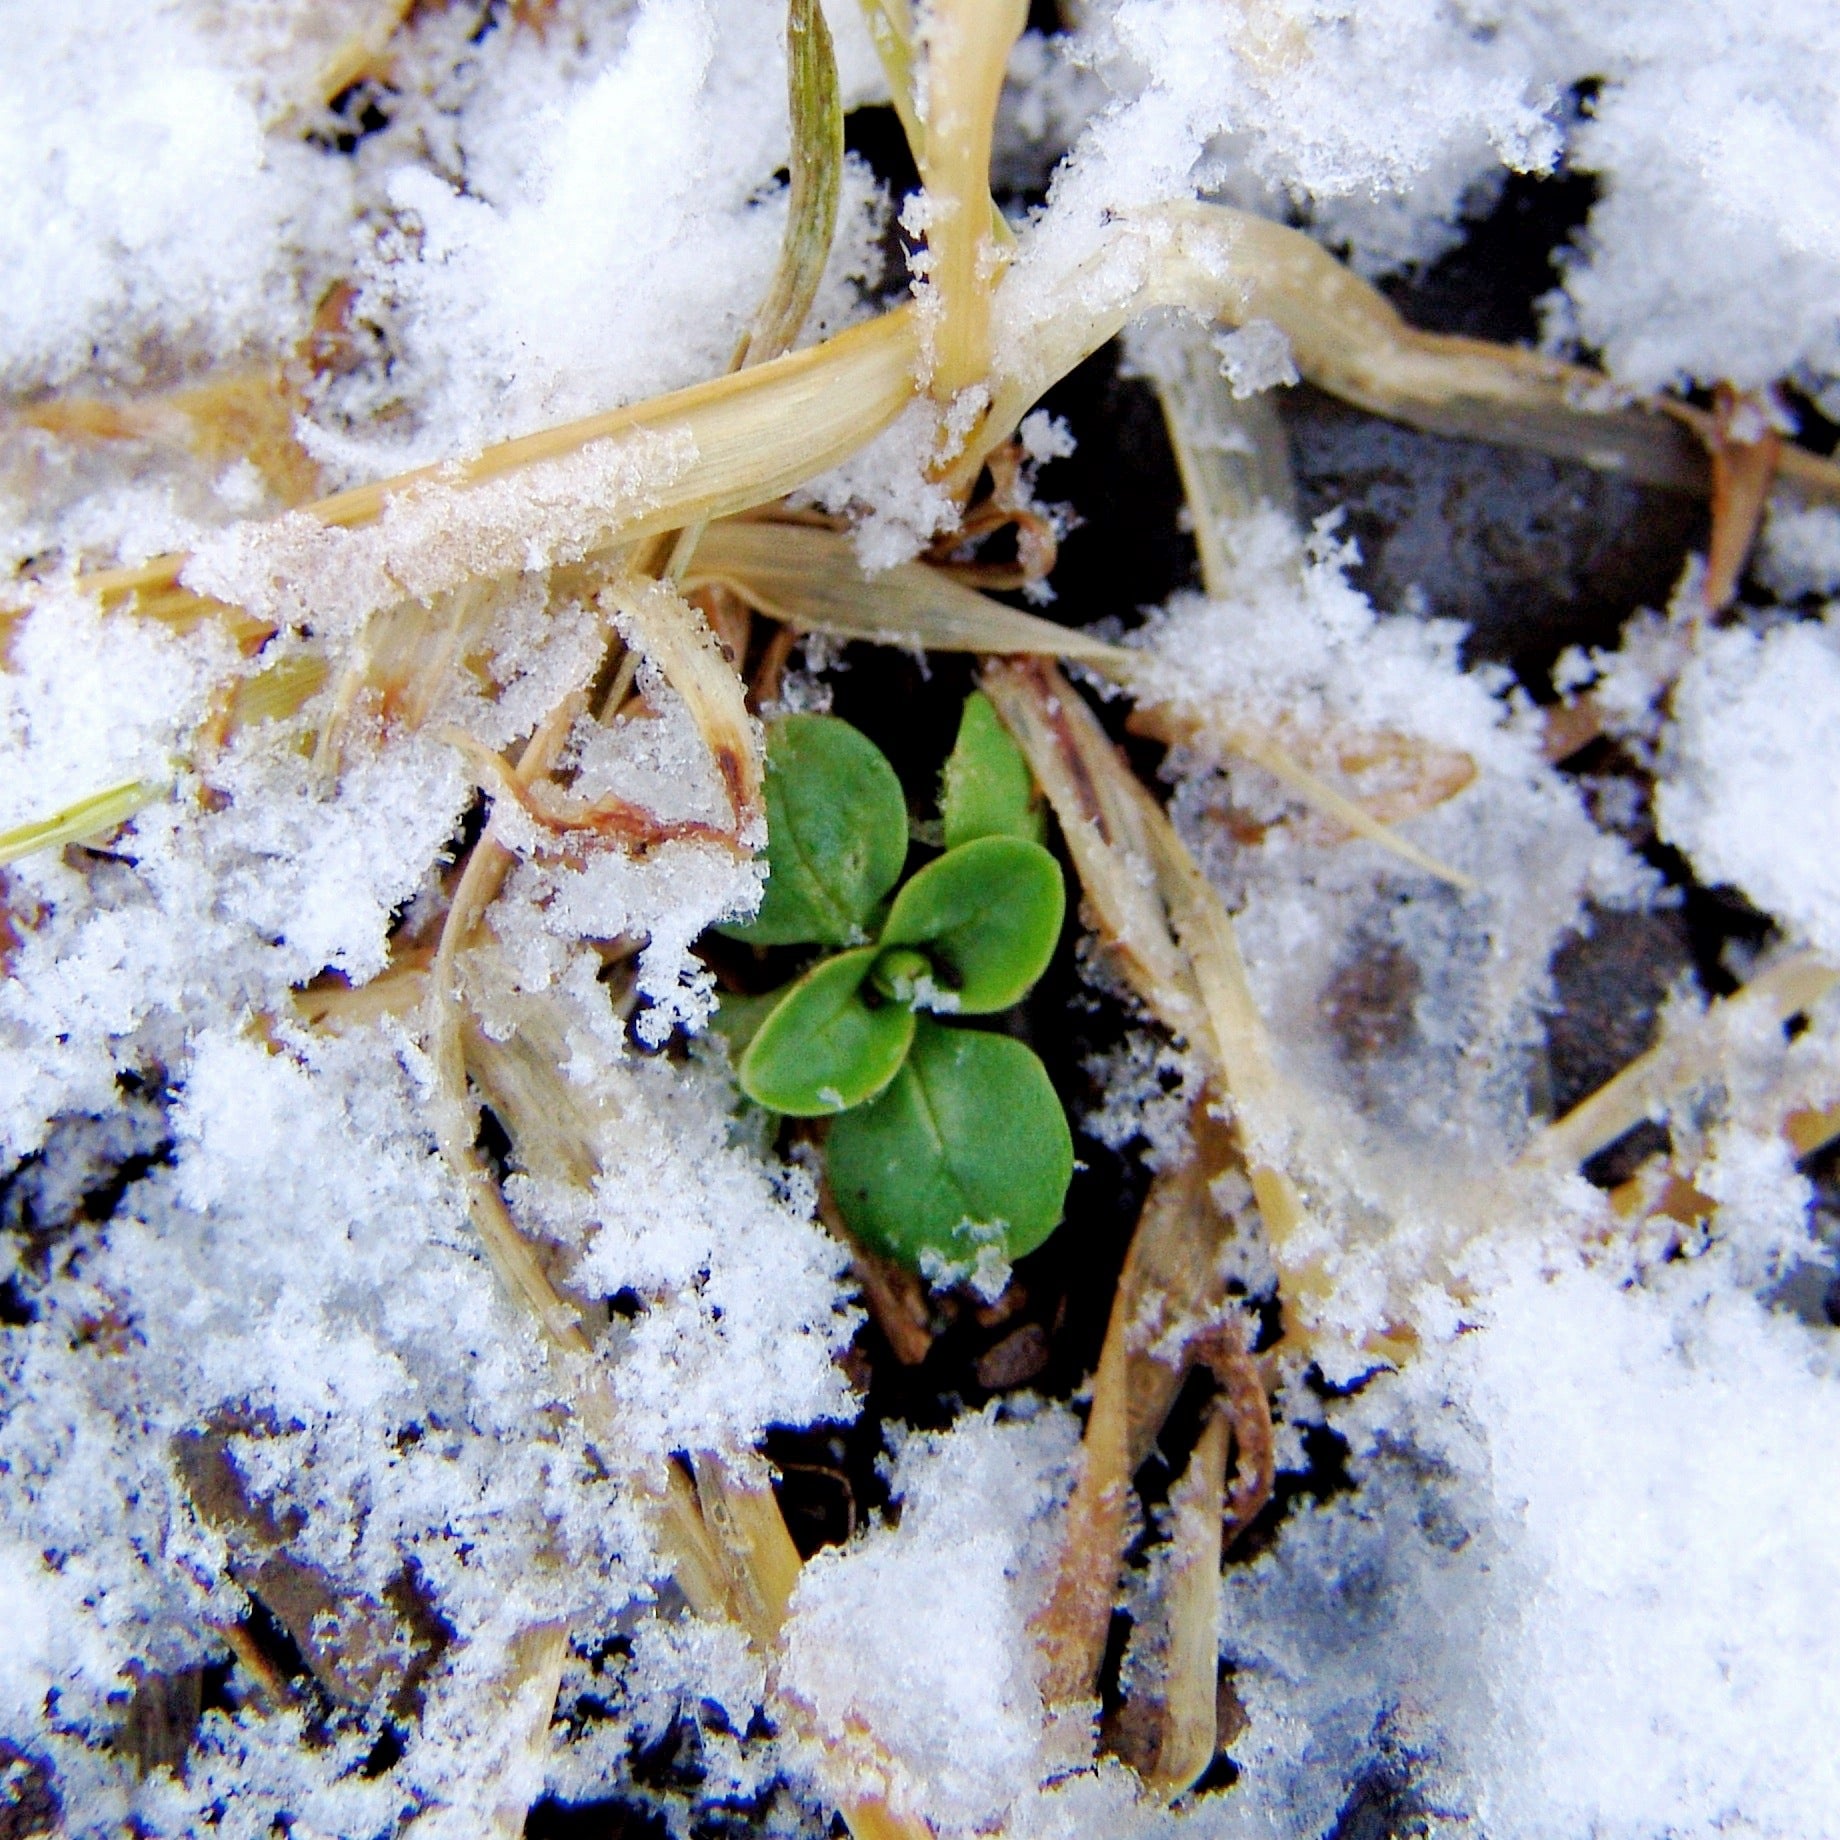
top-left (6, 1), bottom-right (1840, 1836)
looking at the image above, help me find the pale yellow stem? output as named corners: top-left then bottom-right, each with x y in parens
top-left (0, 777), bottom-right (166, 868)
top-left (1520, 950), bottom-right (1840, 1172)
top-left (917, 0), bottom-right (1027, 404)
top-left (80, 308), bottom-right (922, 624)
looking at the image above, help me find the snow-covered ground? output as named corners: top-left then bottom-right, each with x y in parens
top-left (3, 4), bottom-right (1839, 1836)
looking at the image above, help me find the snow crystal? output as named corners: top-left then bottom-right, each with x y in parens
top-left (337, 0), bottom-right (888, 464)
top-left (777, 1405), bottom-right (1081, 1835)
top-left (0, 587), bottom-right (226, 835)
top-left (1205, 1258), bottom-right (1840, 1840)
top-left (182, 428), bottom-right (698, 639)
top-left (1212, 321), bottom-right (1297, 400)
top-left (0, 9), bottom-right (340, 392)
top-left (1657, 613), bottom-right (1840, 956)
top-left (1758, 498), bottom-right (1840, 601)
top-left (1127, 503), bottom-right (1654, 1357)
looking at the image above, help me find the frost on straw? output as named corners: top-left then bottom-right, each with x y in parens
top-left (8, 3), bottom-right (1840, 1836)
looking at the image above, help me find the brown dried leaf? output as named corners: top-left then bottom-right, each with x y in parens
top-left (1033, 1100), bottom-right (1246, 1708)
top-left (605, 575), bottom-right (763, 830)
top-left (686, 518), bottom-right (1133, 673)
top-left (1703, 384), bottom-right (1784, 614)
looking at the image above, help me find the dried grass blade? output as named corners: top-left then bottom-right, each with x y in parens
top-left (662, 1454), bottom-right (937, 1840)
top-left (1125, 1320), bottom-right (1272, 1800)
top-left (690, 1453), bottom-right (806, 1651)
top-left (1033, 1283), bottom-right (1136, 1706)
top-left (1033, 1101), bottom-right (1243, 1707)
top-left (425, 703), bottom-right (601, 1363)
top-left (973, 203), bottom-right (1840, 507)
top-left (666, 0), bottom-right (841, 583)
top-left (428, 1058), bottom-right (594, 1357)
top-left (655, 1460), bottom-right (745, 1624)
top-left (686, 519), bottom-right (1138, 671)
top-left (1520, 949), bottom-right (1840, 1172)
top-left (23, 366), bottom-right (323, 509)
top-left (985, 661), bottom-right (1324, 1322)
top-left (398, 687), bottom-right (922, 1840)
top-left (838, 1803), bottom-right (937, 1840)
top-left (314, 1), bottom-right (413, 106)
top-left (1223, 727), bottom-right (1475, 891)
top-left (1133, 1408), bottom-right (1228, 1799)
top-left (314, 583), bottom-right (501, 779)
top-left (609, 575), bottom-right (762, 828)
top-left (463, 1010), bottom-right (606, 1191)
top-left (486, 1622), bottom-right (571, 1840)
top-left (740, 0), bottom-right (844, 369)
top-left (294, 957), bottom-right (429, 1033)
top-left (228, 652), bottom-right (329, 729)
top-left (1135, 319), bottom-right (1298, 586)
top-left (980, 659), bottom-right (1196, 1033)
top-left (0, 777), bottom-right (165, 868)
top-left (1133, 317), bottom-right (1472, 889)
top-left (79, 308), bottom-right (922, 624)
top-left (1786, 1101), bottom-right (1840, 1160)
top-left (1148, 205), bottom-right (1710, 492)
top-left (1191, 1320), bottom-right (1276, 1543)
top-left (445, 728), bottom-right (741, 857)
top-left (1121, 1104), bottom-right (1251, 1470)
top-left (1702, 385), bottom-right (1783, 614)
top-left (1134, 786), bottom-right (1313, 1276)
top-left (857, 0), bottom-right (924, 168)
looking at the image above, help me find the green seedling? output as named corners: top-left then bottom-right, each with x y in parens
top-left (718, 695), bottom-right (1074, 1273)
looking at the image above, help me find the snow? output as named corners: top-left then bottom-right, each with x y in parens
top-left (359, 4), bottom-right (812, 458)
top-left (0, 9), bottom-right (342, 394)
top-left (1758, 498), bottom-right (1840, 600)
top-left (4, 0), bottom-right (1840, 1835)
top-left (777, 1404), bottom-right (1081, 1836)
top-left (1194, 1257), bottom-right (1840, 1840)
top-left (1049, 0), bottom-right (1840, 395)
top-left (1657, 613), bottom-right (1840, 958)
top-left (182, 428), bottom-right (699, 639)
top-left (1211, 322), bottom-right (1297, 400)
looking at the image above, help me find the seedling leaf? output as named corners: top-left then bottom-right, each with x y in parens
top-left (710, 986), bottom-right (788, 1058)
top-left (941, 689), bottom-right (1045, 847)
top-left (827, 1018), bottom-right (1072, 1267)
top-left (879, 835), bottom-right (1064, 1013)
top-left (869, 946), bottom-right (941, 1006)
top-left (724, 714), bottom-right (909, 945)
top-left (738, 947), bottom-right (916, 1115)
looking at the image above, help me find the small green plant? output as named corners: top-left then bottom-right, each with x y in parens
top-left (717, 694), bottom-right (1074, 1274)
